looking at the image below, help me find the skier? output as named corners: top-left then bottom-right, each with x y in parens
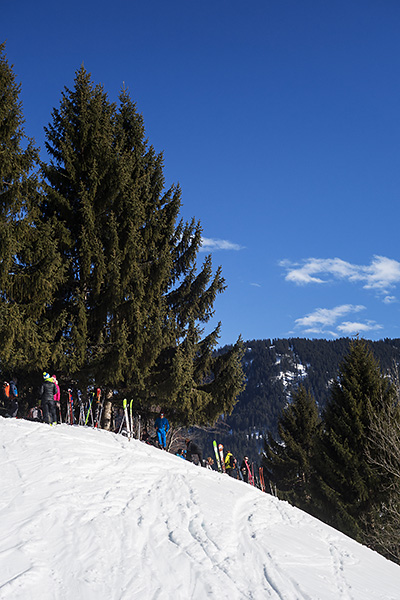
top-left (225, 450), bottom-right (238, 477)
top-left (39, 372), bottom-right (58, 425)
top-left (240, 456), bottom-right (250, 483)
top-left (154, 412), bottom-right (170, 449)
top-left (52, 375), bottom-right (61, 422)
top-left (185, 438), bottom-right (204, 466)
top-left (5, 378), bottom-right (18, 417)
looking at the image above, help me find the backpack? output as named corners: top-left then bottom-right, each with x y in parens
top-left (9, 381), bottom-right (18, 398)
top-left (3, 382), bottom-right (10, 399)
top-left (28, 406), bottom-right (43, 422)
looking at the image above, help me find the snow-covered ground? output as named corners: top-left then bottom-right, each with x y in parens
top-left (1, 417), bottom-right (399, 600)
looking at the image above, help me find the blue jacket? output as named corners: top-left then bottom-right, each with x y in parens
top-left (154, 416), bottom-right (169, 432)
top-left (9, 381), bottom-right (18, 398)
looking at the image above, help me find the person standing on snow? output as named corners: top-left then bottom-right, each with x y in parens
top-left (154, 412), bottom-right (170, 449)
top-left (53, 375), bottom-right (61, 423)
top-left (6, 378), bottom-right (18, 417)
top-left (240, 456), bottom-right (250, 483)
top-left (225, 450), bottom-right (238, 477)
top-left (185, 438), bottom-right (204, 466)
top-left (39, 372), bottom-right (58, 425)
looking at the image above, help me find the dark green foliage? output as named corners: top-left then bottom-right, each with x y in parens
top-left (312, 339), bottom-right (396, 542)
top-left (263, 386), bottom-right (320, 509)
top-left (40, 66), bottom-right (244, 424)
top-left (0, 42), bottom-right (63, 378)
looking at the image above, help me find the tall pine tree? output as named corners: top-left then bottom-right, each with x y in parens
top-left (263, 385), bottom-right (320, 509)
top-left (41, 67), bottom-right (244, 424)
top-left (0, 42), bottom-right (63, 379)
top-left (312, 338), bottom-right (396, 542)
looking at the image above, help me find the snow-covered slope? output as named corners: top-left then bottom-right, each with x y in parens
top-left (1, 417), bottom-right (399, 600)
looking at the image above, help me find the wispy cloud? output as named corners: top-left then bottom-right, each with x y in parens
top-left (295, 304), bottom-right (365, 335)
top-left (294, 304), bottom-right (384, 337)
top-left (280, 255), bottom-right (400, 297)
top-left (337, 321), bottom-right (383, 335)
top-left (200, 237), bottom-right (244, 252)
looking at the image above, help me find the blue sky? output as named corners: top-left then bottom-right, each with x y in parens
top-left (4, 1), bottom-right (400, 347)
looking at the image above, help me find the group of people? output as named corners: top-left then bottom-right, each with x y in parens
top-left (175, 444), bottom-right (252, 479)
top-left (152, 412), bottom-right (205, 466)
top-left (225, 451), bottom-right (253, 482)
top-left (2, 372), bottom-right (61, 425)
top-left (2, 382), bottom-right (254, 480)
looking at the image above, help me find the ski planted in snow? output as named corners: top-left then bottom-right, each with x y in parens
top-left (218, 443), bottom-right (226, 473)
top-left (129, 399), bottom-right (134, 438)
top-left (123, 398), bottom-right (132, 440)
top-left (259, 467), bottom-right (266, 492)
top-left (213, 440), bottom-right (222, 472)
top-left (67, 389), bottom-right (75, 425)
top-left (84, 391), bottom-right (95, 426)
top-left (94, 388), bottom-right (103, 428)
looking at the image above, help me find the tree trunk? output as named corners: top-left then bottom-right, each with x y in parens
top-left (102, 389), bottom-right (114, 431)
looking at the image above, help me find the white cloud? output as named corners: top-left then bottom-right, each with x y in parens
top-left (200, 237), bottom-right (244, 252)
top-left (250, 282), bottom-right (261, 288)
top-left (281, 255), bottom-right (400, 297)
top-left (337, 321), bottom-right (383, 335)
top-left (362, 256), bottom-right (400, 291)
top-left (295, 304), bottom-right (365, 330)
top-left (294, 304), bottom-right (383, 337)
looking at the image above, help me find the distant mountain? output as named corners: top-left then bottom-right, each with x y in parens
top-left (199, 337), bottom-right (400, 465)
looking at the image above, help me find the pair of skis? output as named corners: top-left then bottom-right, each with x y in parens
top-left (67, 389), bottom-right (75, 425)
top-left (122, 398), bottom-right (134, 440)
top-left (67, 388), bottom-right (103, 428)
top-left (213, 441), bottom-right (226, 473)
top-left (84, 388), bottom-right (102, 427)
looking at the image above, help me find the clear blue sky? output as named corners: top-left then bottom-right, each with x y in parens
top-left (4, 1), bottom-right (400, 347)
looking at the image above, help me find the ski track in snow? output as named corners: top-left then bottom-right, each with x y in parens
top-left (0, 418), bottom-right (399, 600)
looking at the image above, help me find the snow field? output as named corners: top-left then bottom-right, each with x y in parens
top-left (0, 417), bottom-right (399, 599)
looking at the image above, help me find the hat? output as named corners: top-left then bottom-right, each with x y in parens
top-left (43, 372), bottom-right (50, 380)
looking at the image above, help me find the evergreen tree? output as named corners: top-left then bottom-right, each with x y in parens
top-left (0, 42), bottom-right (62, 378)
top-left (312, 338), bottom-right (396, 542)
top-left (41, 67), bottom-right (244, 424)
top-left (263, 385), bottom-right (320, 509)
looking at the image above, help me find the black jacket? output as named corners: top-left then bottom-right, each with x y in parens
top-left (186, 440), bottom-right (203, 463)
top-left (39, 380), bottom-right (57, 404)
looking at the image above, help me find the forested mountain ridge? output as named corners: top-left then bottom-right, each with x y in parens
top-left (200, 337), bottom-right (400, 463)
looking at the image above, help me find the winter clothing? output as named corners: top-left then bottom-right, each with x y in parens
top-left (225, 451), bottom-right (237, 477)
top-left (53, 376), bottom-right (61, 422)
top-left (154, 414), bottom-right (170, 449)
top-left (185, 439), bottom-right (204, 466)
top-left (240, 458), bottom-right (250, 483)
top-left (39, 375), bottom-right (58, 424)
top-left (53, 378), bottom-right (60, 403)
top-left (6, 379), bottom-right (18, 417)
top-left (206, 457), bottom-right (214, 470)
